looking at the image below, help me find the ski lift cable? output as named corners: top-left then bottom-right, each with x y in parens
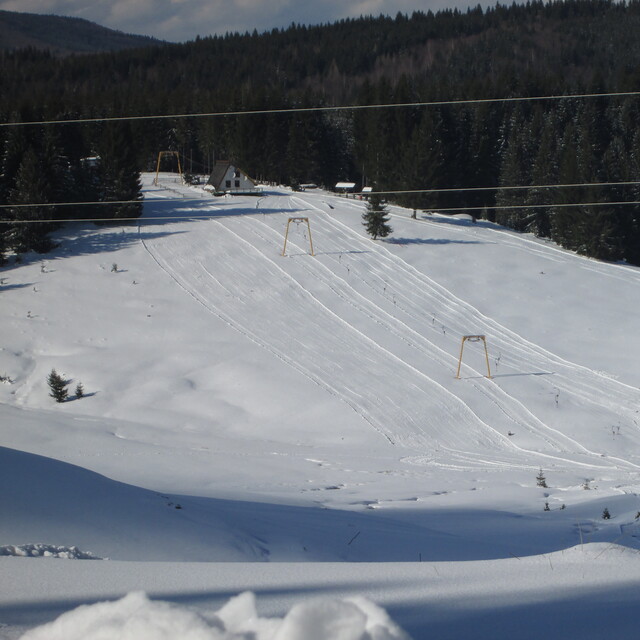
top-left (4, 199), bottom-right (640, 225)
top-left (2, 90), bottom-right (640, 128)
top-left (2, 179), bottom-right (640, 213)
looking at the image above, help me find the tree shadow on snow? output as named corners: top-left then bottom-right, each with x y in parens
top-left (142, 195), bottom-right (305, 223)
top-left (387, 237), bottom-right (484, 246)
top-left (0, 280), bottom-right (35, 292)
top-left (59, 227), bottom-right (187, 260)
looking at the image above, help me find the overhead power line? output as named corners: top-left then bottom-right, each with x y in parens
top-left (374, 180), bottom-right (640, 196)
top-left (418, 200), bottom-right (640, 214)
top-left (1, 179), bottom-right (639, 214)
top-left (2, 90), bottom-right (640, 128)
top-left (2, 196), bottom-right (640, 225)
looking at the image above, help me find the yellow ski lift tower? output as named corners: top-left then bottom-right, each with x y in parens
top-left (154, 151), bottom-right (183, 185)
top-left (456, 335), bottom-right (492, 379)
top-left (282, 217), bottom-right (315, 256)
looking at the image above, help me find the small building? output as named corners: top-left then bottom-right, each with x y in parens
top-left (335, 181), bottom-right (356, 195)
top-left (207, 161), bottom-right (261, 195)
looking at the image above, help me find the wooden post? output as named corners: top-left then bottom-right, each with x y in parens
top-left (282, 217), bottom-right (315, 256)
top-left (456, 335), bottom-right (492, 379)
top-left (154, 151), bottom-right (183, 186)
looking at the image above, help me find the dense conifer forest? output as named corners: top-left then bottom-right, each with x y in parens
top-left (2, 0), bottom-right (640, 264)
top-left (0, 9), bottom-right (161, 55)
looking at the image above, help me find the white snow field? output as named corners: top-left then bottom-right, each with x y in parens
top-left (1, 173), bottom-right (640, 638)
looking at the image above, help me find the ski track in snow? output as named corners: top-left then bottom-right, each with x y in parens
top-left (141, 184), bottom-right (640, 477)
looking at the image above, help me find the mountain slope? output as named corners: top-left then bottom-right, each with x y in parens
top-left (0, 9), bottom-right (161, 54)
top-left (1, 173), bottom-right (640, 565)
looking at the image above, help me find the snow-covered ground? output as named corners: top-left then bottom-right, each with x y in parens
top-left (1, 173), bottom-right (640, 638)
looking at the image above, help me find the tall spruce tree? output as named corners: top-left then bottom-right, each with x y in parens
top-left (362, 193), bottom-right (392, 240)
top-left (8, 147), bottom-right (55, 254)
top-left (496, 107), bottom-right (531, 231)
top-left (97, 123), bottom-right (142, 222)
top-left (47, 369), bottom-right (69, 403)
top-left (524, 109), bottom-right (559, 238)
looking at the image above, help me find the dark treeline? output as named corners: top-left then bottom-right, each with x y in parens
top-left (2, 0), bottom-right (640, 263)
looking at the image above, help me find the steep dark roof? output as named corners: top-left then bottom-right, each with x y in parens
top-left (207, 161), bottom-right (231, 189)
top-left (207, 161), bottom-right (256, 190)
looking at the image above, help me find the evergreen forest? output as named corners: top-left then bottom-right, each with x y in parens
top-left (2, 0), bottom-right (640, 264)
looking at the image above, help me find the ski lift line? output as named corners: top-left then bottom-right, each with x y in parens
top-left (2, 178), bottom-right (639, 213)
top-left (4, 198), bottom-right (640, 225)
top-left (2, 182), bottom-right (640, 214)
top-left (0, 198), bottom-right (146, 210)
top-left (375, 180), bottom-right (640, 195)
top-left (3, 90), bottom-right (640, 128)
top-left (427, 200), bottom-right (640, 213)
top-left (0, 214), bottom-right (218, 223)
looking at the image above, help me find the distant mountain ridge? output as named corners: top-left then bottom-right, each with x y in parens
top-left (0, 9), bottom-right (161, 55)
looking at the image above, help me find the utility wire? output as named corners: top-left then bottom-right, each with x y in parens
top-left (2, 90), bottom-right (640, 128)
top-left (375, 180), bottom-right (640, 195)
top-left (2, 197), bottom-right (640, 225)
top-left (417, 200), bottom-right (640, 214)
top-left (1, 179), bottom-right (639, 214)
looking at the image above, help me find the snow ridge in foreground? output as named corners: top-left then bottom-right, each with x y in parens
top-left (19, 590), bottom-right (410, 640)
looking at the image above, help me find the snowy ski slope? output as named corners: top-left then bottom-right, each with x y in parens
top-left (142, 178), bottom-right (640, 482)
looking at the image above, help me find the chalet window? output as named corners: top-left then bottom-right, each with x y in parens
top-left (235, 180), bottom-right (240, 188)
top-left (225, 180), bottom-right (231, 188)
top-left (234, 169), bottom-right (241, 178)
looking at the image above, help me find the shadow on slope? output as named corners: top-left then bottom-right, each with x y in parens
top-left (0, 226), bottom-right (187, 270)
top-left (2, 547), bottom-right (640, 640)
top-left (389, 579), bottom-right (640, 640)
top-left (142, 193), bottom-right (304, 224)
top-left (388, 237), bottom-right (484, 246)
top-left (2, 446), bottom-right (636, 564)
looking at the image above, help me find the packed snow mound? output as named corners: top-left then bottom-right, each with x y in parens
top-left (19, 591), bottom-right (411, 640)
top-left (0, 544), bottom-right (102, 559)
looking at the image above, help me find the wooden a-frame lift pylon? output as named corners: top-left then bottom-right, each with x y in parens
top-left (154, 151), bottom-right (183, 185)
top-left (455, 335), bottom-right (492, 379)
top-left (282, 217), bottom-right (315, 256)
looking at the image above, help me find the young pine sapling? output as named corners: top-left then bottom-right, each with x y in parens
top-left (47, 369), bottom-right (69, 403)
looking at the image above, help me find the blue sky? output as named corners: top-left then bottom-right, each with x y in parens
top-left (0, 0), bottom-right (491, 42)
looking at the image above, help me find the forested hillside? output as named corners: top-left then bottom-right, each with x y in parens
top-left (0, 9), bottom-right (161, 55)
top-left (2, 0), bottom-right (640, 264)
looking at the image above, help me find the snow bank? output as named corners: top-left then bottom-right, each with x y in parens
top-left (19, 591), bottom-right (410, 640)
top-left (0, 544), bottom-right (102, 559)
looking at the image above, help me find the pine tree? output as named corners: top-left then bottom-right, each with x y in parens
top-left (97, 123), bottom-right (143, 222)
top-left (47, 369), bottom-right (69, 403)
top-left (524, 109), bottom-right (559, 238)
top-left (362, 193), bottom-right (392, 240)
top-left (0, 225), bottom-right (7, 266)
top-left (8, 147), bottom-right (55, 254)
top-left (536, 469), bottom-right (548, 488)
top-left (495, 107), bottom-right (531, 231)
